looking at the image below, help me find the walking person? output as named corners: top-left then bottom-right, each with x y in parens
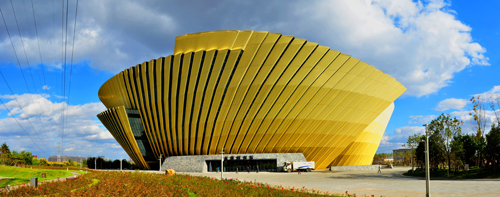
top-left (236, 167), bottom-right (238, 174)
top-left (378, 165), bottom-right (381, 173)
top-left (217, 167), bottom-right (220, 174)
top-left (247, 166), bottom-right (250, 173)
top-left (298, 169), bottom-right (301, 174)
top-left (256, 165), bottom-right (259, 173)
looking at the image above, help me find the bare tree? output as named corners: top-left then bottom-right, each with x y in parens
top-left (470, 95), bottom-right (487, 167)
top-left (403, 133), bottom-right (423, 173)
top-left (489, 94), bottom-right (500, 126)
top-left (470, 95), bottom-right (487, 137)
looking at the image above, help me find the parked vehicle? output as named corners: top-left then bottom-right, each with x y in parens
top-left (283, 161), bottom-right (315, 172)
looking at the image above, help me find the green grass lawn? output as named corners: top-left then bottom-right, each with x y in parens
top-left (0, 165), bottom-right (73, 188)
top-left (403, 166), bottom-right (500, 179)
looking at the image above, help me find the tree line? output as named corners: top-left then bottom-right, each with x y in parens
top-left (86, 157), bottom-right (134, 170)
top-left (0, 142), bottom-right (82, 167)
top-left (0, 142), bottom-right (33, 166)
top-left (1, 142), bottom-right (135, 170)
top-left (407, 96), bottom-right (500, 177)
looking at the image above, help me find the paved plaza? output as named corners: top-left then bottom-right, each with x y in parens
top-left (180, 167), bottom-right (500, 197)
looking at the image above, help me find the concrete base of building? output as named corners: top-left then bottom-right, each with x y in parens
top-left (161, 153), bottom-right (307, 173)
top-left (330, 165), bottom-right (382, 171)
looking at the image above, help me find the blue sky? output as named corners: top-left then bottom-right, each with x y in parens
top-left (0, 0), bottom-right (498, 160)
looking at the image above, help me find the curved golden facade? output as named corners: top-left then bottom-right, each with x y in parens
top-left (97, 30), bottom-right (406, 170)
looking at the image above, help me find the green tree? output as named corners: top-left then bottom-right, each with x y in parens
top-left (10, 150), bottom-right (24, 166)
top-left (39, 158), bottom-right (48, 165)
top-left (19, 151), bottom-right (33, 165)
top-left (0, 152), bottom-right (10, 165)
top-left (0, 142), bottom-right (10, 154)
top-left (82, 159), bottom-right (88, 167)
top-left (427, 114), bottom-right (463, 176)
top-left (451, 134), bottom-right (466, 173)
top-left (403, 133), bottom-right (423, 172)
top-left (68, 158), bottom-right (73, 164)
top-left (486, 124), bottom-right (500, 172)
top-left (32, 158), bottom-right (40, 166)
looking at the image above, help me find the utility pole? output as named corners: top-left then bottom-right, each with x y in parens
top-left (120, 156), bottom-right (122, 171)
top-left (94, 158), bottom-right (96, 170)
top-left (221, 148), bottom-right (224, 180)
top-left (424, 124), bottom-right (433, 197)
top-left (159, 154), bottom-right (162, 172)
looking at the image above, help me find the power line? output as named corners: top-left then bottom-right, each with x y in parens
top-left (4, 2), bottom-right (56, 155)
top-left (62, 0), bottom-right (69, 158)
top-left (65, 0), bottom-right (79, 147)
top-left (0, 98), bottom-right (49, 156)
top-left (21, 0), bottom-right (44, 90)
top-left (2, 9), bottom-right (54, 156)
top-left (30, 0), bottom-right (48, 92)
top-left (8, 1), bottom-right (54, 153)
top-left (28, 0), bottom-right (51, 149)
top-left (0, 72), bottom-right (45, 144)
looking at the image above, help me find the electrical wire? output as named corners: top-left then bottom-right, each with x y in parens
top-left (29, 0), bottom-right (56, 149)
top-left (65, 0), bottom-right (79, 147)
top-left (61, 0), bottom-right (69, 158)
top-left (0, 98), bottom-right (49, 156)
top-left (30, 0), bottom-right (48, 92)
top-left (3, 2), bottom-right (55, 156)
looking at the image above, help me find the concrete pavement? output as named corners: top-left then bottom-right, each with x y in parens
top-left (179, 167), bottom-right (500, 197)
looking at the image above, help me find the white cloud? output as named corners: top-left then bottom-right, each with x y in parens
top-left (434, 98), bottom-right (468, 111)
top-left (475, 85), bottom-right (500, 102)
top-left (0, 93), bottom-right (118, 158)
top-left (110, 143), bottom-right (122, 149)
top-left (0, 0), bottom-right (177, 73)
top-left (285, 0), bottom-right (488, 97)
top-left (0, 0), bottom-right (487, 97)
top-left (378, 126), bottom-right (424, 153)
top-left (408, 115), bottom-right (437, 124)
top-left (42, 85), bottom-right (50, 90)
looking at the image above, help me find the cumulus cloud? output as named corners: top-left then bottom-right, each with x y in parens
top-left (378, 126), bottom-right (424, 152)
top-left (381, 85), bottom-right (500, 153)
top-left (42, 85), bottom-right (50, 90)
top-left (0, 0), bottom-right (176, 72)
top-left (408, 115), bottom-right (437, 124)
top-left (0, 93), bottom-right (118, 158)
top-left (0, 0), bottom-right (487, 97)
top-left (291, 0), bottom-right (488, 97)
top-left (434, 98), bottom-right (468, 111)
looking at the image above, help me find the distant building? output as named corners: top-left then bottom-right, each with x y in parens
top-left (48, 156), bottom-right (88, 162)
top-left (393, 148), bottom-right (412, 161)
top-left (32, 155), bottom-right (37, 159)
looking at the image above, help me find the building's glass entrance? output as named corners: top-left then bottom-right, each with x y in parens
top-left (206, 158), bottom-right (277, 172)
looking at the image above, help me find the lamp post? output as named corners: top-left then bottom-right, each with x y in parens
top-left (221, 148), bottom-right (224, 180)
top-left (159, 154), bottom-right (162, 172)
top-left (423, 124), bottom-right (433, 197)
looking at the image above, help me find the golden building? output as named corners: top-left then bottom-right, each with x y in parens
top-left (97, 30), bottom-right (406, 170)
